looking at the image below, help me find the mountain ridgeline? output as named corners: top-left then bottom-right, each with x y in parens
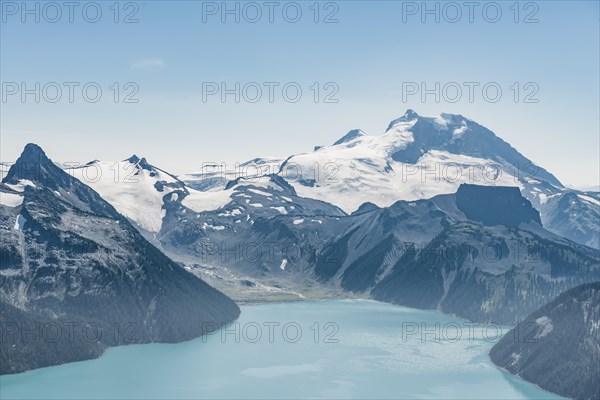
top-left (0, 144), bottom-right (240, 374)
top-left (57, 132), bottom-right (596, 326)
top-left (221, 182), bottom-right (599, 324)
top-left (136, 162), bottom-right (600, 325)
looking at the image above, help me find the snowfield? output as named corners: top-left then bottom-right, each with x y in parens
top-left (182, 188), bottom-right (235, 213)
top-left (278, 113), bottom-right (524, 213)
top-left (67, 158), bottom-right (179, 232)
top-left (181, 157), bottom-right (285, 192)
top-left (0, 192), bottom-right (24, 208)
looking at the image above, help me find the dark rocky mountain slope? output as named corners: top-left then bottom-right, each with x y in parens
top-left (0, 144), bottom-right (240, 374)
top-left (490, 282), bottom-right (600, 400)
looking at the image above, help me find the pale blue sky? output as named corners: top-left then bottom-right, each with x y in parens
top-left (1, 0), bottom-right (599, 187)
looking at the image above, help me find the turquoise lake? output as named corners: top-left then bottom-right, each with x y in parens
top-left (0, 300), bottom-right (561, 399)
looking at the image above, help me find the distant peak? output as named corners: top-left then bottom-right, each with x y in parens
top-left (124, 154), bottom-right (156, 173)
top-left (386, 109), bottom-right (420, 131)
top-left (126, 155), bottom-right (141, 164)
top-left (351, 201), bottom-right (380, 215)
top-left (404, 109), bottom-right (419, 119)
top-left (19, 143), bottom-right (50, 163)
top-left (3, 143), bottom-right (63, 186)
top-left (333, 129), bottom-right (365, 146)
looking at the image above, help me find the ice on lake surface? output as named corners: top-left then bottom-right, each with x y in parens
top-left (0, 300), bottom-right (562, 399)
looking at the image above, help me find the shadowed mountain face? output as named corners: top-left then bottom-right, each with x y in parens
top-left (490, 282), bottom-right (600, 400)
top-left (387, 111), bottom-right (562, 187)
top-left (0, 300), bottom-right (105, 374)
top-left (149, 173), bottom-right (600, 324)
top-left (455, 184), bottom-right (542, 226)
top-left (308, 188), bottom-right (598, 324)
top-left (0, 144), bottom-right (240, 374)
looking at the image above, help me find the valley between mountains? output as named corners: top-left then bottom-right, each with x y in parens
top-left (1, 110), bottom-right (598, 399)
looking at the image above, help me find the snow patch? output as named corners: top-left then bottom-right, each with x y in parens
top-left (218, 208), bottom-right (243, 217)
top-left (524, 177), bottom-right (542, 185)
top-left (248, 188), bottom-right (272, 197)
top-left (5, 179), bottom-right (37, 193)
top-left (14, 214), bottom-right (26, 231)
top-left (68, 160), bottom-right (176, 232)
top-left (0, 192), bottom-right (24, 208)
top-left (202, 223), bottom-right (226, 231)
top-left (434, 115), bottom-right (450, 130)
top-left (452, 122), bottom-right (468, 138)
top-left (183, 188), bottom-right (234, 214)
top-left (509, 353), bottom-right (521, 366)
top-left (535, 316), bottom-right (553, 337)
top-left (577, 194), bottom-right (600, 207)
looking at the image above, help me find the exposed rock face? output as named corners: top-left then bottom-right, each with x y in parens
top-left (456, 184), bottom-right (542, 227)
top-left (490, 282), bottom-right (600, 400)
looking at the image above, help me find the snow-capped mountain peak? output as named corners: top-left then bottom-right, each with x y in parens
top-left (66, 156), bottom-right (186, 232)
top-left (333, 129), bottom-right (366, 146)
top-left (170, 109), bottom-right (596, 248)
top-left (386, 108), bottom-right (420, 131)
top-left (4, 143), bottom-right (57, 184)
top-left (266, 110), bottom-right (566, 215)
top-left (125, 154), bottom-right (142, 164)
top-left (3, 144), bottom-right (119, 218)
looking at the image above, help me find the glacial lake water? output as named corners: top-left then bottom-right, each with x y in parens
top-left (1, 300), bottom-right (561, 399)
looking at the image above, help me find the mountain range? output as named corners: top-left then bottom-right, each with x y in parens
top-left (54, 111), bottom-right (597, 281)
top-left (1, 111), bottom-right (598, 397)
top-left (64, 110), bottom-right (599, 250)
top-left (51, 111), bottom-right (599, 323)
